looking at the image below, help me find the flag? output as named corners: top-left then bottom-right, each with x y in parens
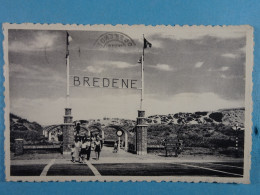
top-left (138, 56), bottom-right (142, 64)
top-left (144, 38), bottom-right (152, 49)
top-left (66, 32), bottom-right (72, 58)
top-left (67, 32), bottom-right (73, 43)
top-left (68, 34), bottom-right (72, 42)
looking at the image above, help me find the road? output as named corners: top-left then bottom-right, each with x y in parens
top-left (10, 161), bottom-right (243, 177)
top-left (10, 146), bottom-right (244, 177)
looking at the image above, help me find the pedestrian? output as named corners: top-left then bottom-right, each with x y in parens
top-left (113, 141), bottom-right (118, 153)
top-left (74, 138), bottom-right (81, 162)
top-left (94, 137), bottom-right (102, 160)
top-left (86, 138), bottom-right (92, 161)
top-left (97, 134), bottom-right (104, 149)
top-left (80, 139), bottom-right (88, 163)
top-left (91, 134), bottom-right (96, 151)
top-left (71, 144), bottom-right (75, 163)
top-left (75, 122), bottom-right (80, 136)
top-left (91, 134), bottom-right (96, 142)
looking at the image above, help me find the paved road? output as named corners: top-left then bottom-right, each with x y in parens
top-left (11, 161), bottom-right (243, 177)
top-left (10, 146), bottom-right (244, 177)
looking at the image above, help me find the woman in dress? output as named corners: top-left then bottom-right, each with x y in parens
top-left (94, 137), bottom-right (101, 160)
top-left (86, 138), bottom-right (92, 161)
top-left (74, 138), bottom-right (81, 162)
top-left (71, 144), bottom-right (76, 163)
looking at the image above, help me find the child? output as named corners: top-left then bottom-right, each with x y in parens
top-left (71, 144), bottom-right (76, 163)
top-left (113, 141), bottom-right (118, 153)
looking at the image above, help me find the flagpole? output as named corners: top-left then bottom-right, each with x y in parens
top-left (141, 34), bottom-right (145, 110)
top-left (66, 32), bottom-right (70, 108)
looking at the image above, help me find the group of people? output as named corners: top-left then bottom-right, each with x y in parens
top-left (71, 132), bottom-right (103, 163)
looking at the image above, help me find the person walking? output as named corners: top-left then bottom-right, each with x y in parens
top-left (94, 137), bottom-right (102, 160)
top-left (80, 139), bottom-right (88, 163)
top-left (74, 138), bottom-right (81, 162)
top-left (71, 144), bottom-right (76, 163)
top-left (97, 134), bottom-right (104, 149)
top-left (86, 137), bottom-right (92, 161)
top-left (75, 123), bottom-right (81, 136)
top-left (91, 134), bottom-right (96, 151)
top-left (113, 141), bottom-right (118, 153)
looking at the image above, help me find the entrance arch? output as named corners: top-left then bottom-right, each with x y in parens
top-left (106, 125), bottom-right (129, 151)
top-left (88, 125), bottom-right (104, 140)
top-left (43, 125), bottom-right (63, 142)
top-left (77, 126), bottom-right (89, 137)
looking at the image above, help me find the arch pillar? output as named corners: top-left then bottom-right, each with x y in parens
top-left (62, 108), bottom-right (74, 154)
top-left (124, 131), bottom-right (128, 151)
top-left (48, 131), bottom-right (52, 141)
top-left (136, 110), bottom-right (148, 155)
top-left (101, 129), bottom-right (105, 140)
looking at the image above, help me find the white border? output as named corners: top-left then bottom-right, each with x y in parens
top-left (3, 23), bottom-right (254, 183)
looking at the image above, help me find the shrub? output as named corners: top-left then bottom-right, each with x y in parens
top-left (204, 117), bottom-right (213, 123)
top-left (146, 118), bottom-right (152, 123)
top-left (187, 117), bottom-right (193, 121)
top-left (10, 130), bottom-right (42, 143)
top-left (195, 111), bottom-right (208, 116)
top-left (173, 113), bottom-right (179, 119)
top-left (209, 112), bottom-right (223, 122)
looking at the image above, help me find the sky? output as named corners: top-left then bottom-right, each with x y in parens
top-left (8, 27), bottom-right (246, 125)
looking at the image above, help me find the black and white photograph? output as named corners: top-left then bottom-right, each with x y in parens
top-left (3, 24), bottom-right (253, 183)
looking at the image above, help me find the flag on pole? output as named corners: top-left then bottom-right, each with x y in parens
top-left (68, 33), bottom-right (73, 42)
top-left (66, 32), bottom-right (72, 58)
top-left (66, 32), bottom-right (73, 45)
top-left (144, 38), bottom-right (152, 49)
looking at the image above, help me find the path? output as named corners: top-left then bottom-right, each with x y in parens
top-left (10, 146), bottom-right (244, 177)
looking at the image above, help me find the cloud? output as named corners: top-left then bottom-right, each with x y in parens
top-left (220, 66), bottom-right (229, 71)
top-left (221, 53), bottom-right (238, 58)
top-left (159, 30), bottom-right (246, 40)
top-left (240, 46), bottom-right (246, 52)
top-left (9, 31), bottom-right (60, 52)
top-left (10, 95), bottom-right (140, 125)
top-left (8, 29), bottom-right (246, 125)
top-left (149, 40), bottom-right (163, 48)
top-left (97, 61), bottom-right (137, 69)
top-left (10, 63), bottom-right (39, 75)
top-left (194, 61), bottom-right (204, 68)
top-left (11, 92), bottom-right (244, 125)
top-left (84, 66), bottom-right (105, 73)
top-left (124, 27), bottom-right (246, 42)
top-left (9, 63), bottom-right (64, 83)
top-left (150, 64), bottom-right (174, 71)
top-left (208, 66), bottom-right (230, 72)
top-left (220, 74), bottom-right (227, 78)
top-left (33, 31), bottom-right (58, 48)
top-left (144, 92), bottom-right (244, 116)
top-left (11, 97), bottom-right (66, 125)
top-left (220, 74), bottom-right (244, 80)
